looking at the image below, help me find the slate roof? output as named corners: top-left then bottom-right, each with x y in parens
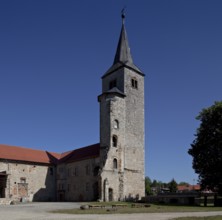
top-left (0, 143), bottom-right (100, 165)
top-left (102, 18), bottom-right (144, 78)
top-left (97, 87), bottom-right (126, 100)
top-left (105, 87), bottom-right (126, 97)
top-left (113, 21), bottom-right (133, 65)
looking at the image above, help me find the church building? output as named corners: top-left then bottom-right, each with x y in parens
top-left (0, 14), bottom-right (145, 202)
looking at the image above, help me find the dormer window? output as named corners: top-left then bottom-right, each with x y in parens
top-left (131, 78), bottom-right (138, 89)
top-left (109, 79), bottom-right (117, 89)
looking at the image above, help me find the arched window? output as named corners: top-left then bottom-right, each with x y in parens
top-left (112, 135), bottom-right (117, 147)
top-left (114, 120), bottom-right (119, 129)
top-left (113, 158), bottom-right (117, 169)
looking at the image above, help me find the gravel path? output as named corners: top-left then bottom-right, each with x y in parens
top-left (0, 202), bottom-right (222, 220)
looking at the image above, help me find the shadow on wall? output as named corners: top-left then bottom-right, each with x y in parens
top-left (32, 152), bottom-right (58, 202)
top-left (32, 152), bottom-right (58, 201)
top-left (32, 165), bottom-right (56, 202)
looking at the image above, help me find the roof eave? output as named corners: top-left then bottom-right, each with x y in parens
top-left (102, 62), bottom-right (145, 79)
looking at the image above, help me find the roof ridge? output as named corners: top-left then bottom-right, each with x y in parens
top-left (0, 144), bottom-right (58, 154)
top-left (0, 143), bottom-right (100, 164)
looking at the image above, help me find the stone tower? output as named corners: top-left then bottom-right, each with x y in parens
top-left (98, 14), bottom-right (145, 201)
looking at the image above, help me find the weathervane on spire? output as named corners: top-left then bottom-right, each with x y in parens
top-left (121, 7), bottom-right (126, 24)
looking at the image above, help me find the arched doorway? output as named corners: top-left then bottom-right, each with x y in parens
top-left (108, 188), bottom-right (113, 201)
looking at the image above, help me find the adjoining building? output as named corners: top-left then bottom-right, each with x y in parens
top-left (0, 144), bottom-right (58, 201)
top-left (0, 14), bottom-right (145, 202)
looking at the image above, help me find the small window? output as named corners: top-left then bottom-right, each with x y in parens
top-left (20, 177), bottom-right (26, 183)
top-left (131, 78), bottom-right (138, 89)
top-left (67, 184), bottom-right (70, 192)
top-left (109, 79), bottom-right (117, 89)
top-left (74, 167), bottom-right (79, 176)
top-left (86, 182), bottom-right (90, 192)
top-left (67, 168), bottom-right (70, 177)
top-left (112, 135), bottom-right (118, 147)
top-left (59, 167), bottom-right (64, 172)
top-left (59, 183), bottom-right (64, 190)
top-left (113, 159), bottom-right (117, 169)
top-left (114, 120), bottom-right (119, 129)
top-left (93, 166), bottom-right (100, 176)
top-left (49, 167), bottom-right (53, 175)
top-left (85, 165), bottom-right (90, 175)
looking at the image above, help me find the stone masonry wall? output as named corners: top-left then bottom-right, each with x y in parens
top-left (123, 68), bottom-right (145, 199)
top-left (57, 157), bottom-right (100, 201)
top-left (100, 94), bottom-right (126, 201)
top-left (99, 66), bottom-right (145, 201)
top-left (0, 160), bottom-right (56, 202)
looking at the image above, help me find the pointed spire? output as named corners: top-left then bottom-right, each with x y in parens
top-left (113, 10), bottom-right (133, 65)
top-left (102, 10), bottom-right (144, 78)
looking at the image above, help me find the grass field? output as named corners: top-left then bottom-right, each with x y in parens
top-left (51, 202), bottom-right (222, 215)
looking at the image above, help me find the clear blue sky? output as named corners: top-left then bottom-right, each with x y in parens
top-left (1, 0), bottom-right (222, 185)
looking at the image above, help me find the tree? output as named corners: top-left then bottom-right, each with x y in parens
top-left (178, 182), bottom-right (189, 186)
top-left (145, 177), bottom-right (152, 195)
top-left (168, 179), bottom-right (178, 192)
top-left (151, 179), bottom-right (158, 188)
top-left (150, 179), bottom-right (164, 194)
top-left (188, 101), bottom-right (222, 195)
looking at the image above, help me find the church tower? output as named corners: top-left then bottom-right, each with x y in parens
top-left (98, 13), bottom-right (145, 201)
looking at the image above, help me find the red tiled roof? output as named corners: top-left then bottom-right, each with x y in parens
top-left (59, 150), bottom-right (73, 160)
top-left (59, 143), bottom-right (100, 163)
top-left (0, 143), bottom-right (100, 165)
top-left (0, 144), bottom-right (59, 164)
top-left (177, 184), bottom-right (200, 191)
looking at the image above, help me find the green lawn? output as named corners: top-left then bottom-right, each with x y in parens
top-left (51, 202), bottom-right (222, 215)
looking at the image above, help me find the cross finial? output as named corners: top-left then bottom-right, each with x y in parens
top-left (121, 7), bottom-right (126, 24)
